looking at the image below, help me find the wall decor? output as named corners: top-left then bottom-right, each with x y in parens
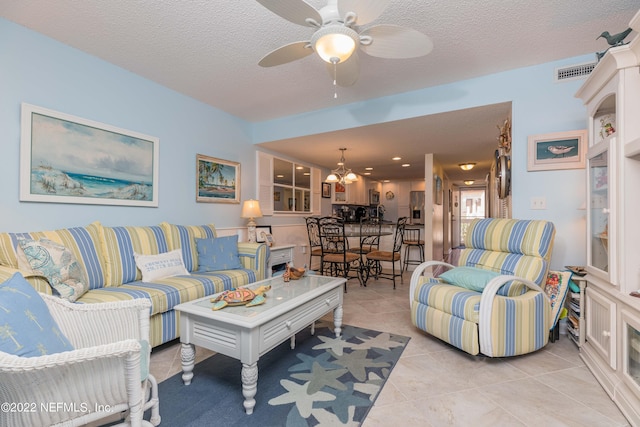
top-left (527, 130), bottom-right (587, 171)
top-left (196, 154), bottom-right (240, 203)
top-left (20, 103), bottom-right (159, 207)
top-left (255, 226), bottom-right (272, 244)
top-left (322, 182), bottom-right (331, 198)
top-left (434, 174), bottom-right (443, 205)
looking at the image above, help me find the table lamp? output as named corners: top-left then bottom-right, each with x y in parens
top-left (241, 199), bottom-right (263, 242)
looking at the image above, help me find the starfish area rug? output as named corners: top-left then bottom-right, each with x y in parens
top-left (155, 323), bottom-right (410, 426)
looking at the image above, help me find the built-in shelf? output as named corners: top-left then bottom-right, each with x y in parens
top-left (625, 137), bottom-right (640, 159)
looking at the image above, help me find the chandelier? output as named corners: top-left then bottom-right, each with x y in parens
top-left (325, 148), bottom-right (358, 185)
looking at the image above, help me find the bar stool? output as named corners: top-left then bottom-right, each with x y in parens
top-left (402, 227), bottom-right (424, 272)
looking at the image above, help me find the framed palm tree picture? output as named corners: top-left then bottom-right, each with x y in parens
top-left (196, 154), bottom-right (240, 203)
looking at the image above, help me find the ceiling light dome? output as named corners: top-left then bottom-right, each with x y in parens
top-left (311, 25), bottom-right (359, 64)
top-left (459, 163), bottom-right (476, 171)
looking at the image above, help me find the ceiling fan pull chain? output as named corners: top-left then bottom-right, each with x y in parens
top-left (332, 57), bottom-right (338, 99)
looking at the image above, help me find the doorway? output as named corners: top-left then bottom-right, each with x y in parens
top-left (459, 187), bottom-right (486, 243)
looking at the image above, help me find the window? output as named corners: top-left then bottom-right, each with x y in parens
top-left (459, 187), bottom-right (486, 241)
top-left (273, 158), bottom-right (311, 213)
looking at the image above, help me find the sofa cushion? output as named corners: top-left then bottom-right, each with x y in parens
top-left (161, 223), bottom-right (217, 273)
top-left (76, 269), bottom-right (257, 315)
top-left (0, 222), bottom-right (106, 290)
top-left (196, 236), bottom-right (242, 272)
top-left (100, 225), bottom-right (170, 286)
top-left (0, 272), bottom-right (74, 357)
top-left (18, 239), bottom-right (88, 302)
top-left (134, 249), bottom-right (190, 282)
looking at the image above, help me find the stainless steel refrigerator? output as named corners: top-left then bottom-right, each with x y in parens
top-left (410, 191), bottom-right (425, 224)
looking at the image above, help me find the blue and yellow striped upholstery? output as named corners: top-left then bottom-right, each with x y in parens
top-left (411, 218), bottom-right (555, 357)
top-left (0, 222), bottom-right (107, 290)
top-left (99, 225), bottom-right (171, 286)
top-left (0, 221), bottom-right (268, 347)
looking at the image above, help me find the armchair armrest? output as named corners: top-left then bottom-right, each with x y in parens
top-left (478, 275), bottom-right (551, 357)
top-left (42, 294), bottom-right (151, 349)
top-left (409, 261), bottom-right (455, 305)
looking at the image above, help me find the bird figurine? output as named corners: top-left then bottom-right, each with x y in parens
top-left (597, 28), bottom-right (633, 47)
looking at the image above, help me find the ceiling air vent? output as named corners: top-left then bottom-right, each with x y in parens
top-left (554, 61), bottom-right (596, 82)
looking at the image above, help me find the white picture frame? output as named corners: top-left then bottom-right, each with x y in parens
top-left (20, 103), bottom-right (159, 207)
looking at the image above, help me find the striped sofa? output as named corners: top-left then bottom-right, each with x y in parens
top-left (409, 218), bottom-right (556, 357)
top-left (0, 221), bottom-right (268, 347)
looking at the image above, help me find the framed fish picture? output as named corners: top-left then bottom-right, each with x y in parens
top-left (20, 103), bottom-right (159, 207)
top-left (527, 130), bottom-right (587, 171)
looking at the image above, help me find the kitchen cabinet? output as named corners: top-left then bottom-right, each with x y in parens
top-left (332, 175), bottom-right (368, 205)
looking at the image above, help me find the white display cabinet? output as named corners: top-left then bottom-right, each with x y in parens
top-left (575, 9), bottom-right (640, 425)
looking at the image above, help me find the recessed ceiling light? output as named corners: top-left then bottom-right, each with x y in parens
top-left (392, 156), bottom-right (401, 161)
top-left (363, 172), bottom-right (371, 176)
top-left (402, 164), bottom-right (410, 167)
top-left (303, 172), bottom-right (310, 176)
top-left (383, 179), bottom-right (390, 183)
top-left (277, 174), bottom-right (284, 178)
top-left (365, 167), bottom-right (373, 170)
top-left (296, 166), bottom-right (304, 170)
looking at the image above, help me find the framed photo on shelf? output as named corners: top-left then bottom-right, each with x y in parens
top-left (322, 182), bottom-right (331, 198)
top-left (527, 130), bottom-right (587, 171)
top-left (20, 103), bottom-right (159, 207)
top-left (196, 154), bottom-right (240, 203)
top-left (255, 226), bottom-right (273, 245)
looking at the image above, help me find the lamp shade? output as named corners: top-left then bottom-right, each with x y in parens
top-left (311, 26), bottom-right (358, 64)
top-left (241, 200), bottom-right (263, 219)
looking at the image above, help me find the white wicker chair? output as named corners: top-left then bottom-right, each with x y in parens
top-left (0, 295), bottom-right (160, 427)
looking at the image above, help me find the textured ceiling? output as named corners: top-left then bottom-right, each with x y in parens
top-left (1, 1), bottom-right (637, 182)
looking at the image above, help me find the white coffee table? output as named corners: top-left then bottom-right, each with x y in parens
top-left (174, 274), bottom-right (346, 414)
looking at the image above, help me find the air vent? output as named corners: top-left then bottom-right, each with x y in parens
top-left (555, 61), bottom-right (596, 82)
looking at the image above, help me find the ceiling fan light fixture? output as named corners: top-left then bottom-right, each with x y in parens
top-left (311, 26), bottom-right (358, 64)
top-left (459, 163), bottom-right (476, 171)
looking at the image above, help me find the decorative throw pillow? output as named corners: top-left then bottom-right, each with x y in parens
top-left (0, 272), bottom-right (74, 357)
top-left (196, 235), bottom-right (243, 272)
top-left (544, 270), bottom-right (572, 327)
top-left (134, 249), bottom-right (190, 282)
top-left (439, 266), bottom-right (501, 292)
top-left (18, 238), bottom-right (88, 302)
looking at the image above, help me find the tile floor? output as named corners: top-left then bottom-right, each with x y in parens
top-left (149, 272), bottom-right (629, 426)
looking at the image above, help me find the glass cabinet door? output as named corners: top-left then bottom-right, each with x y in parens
top-left (587, 140), bottom-right (614, 282)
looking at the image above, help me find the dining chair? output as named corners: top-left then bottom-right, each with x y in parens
top-left (402, 226), bottom-right (425, 272)
top-left (318, 217), bottom-right (361, 291)
top-left (347, 218), bottom-right (382, 285)
top-left (304, 216), bottom-right (323, 271)
top-left (365, 217), bottom-right (408, 289)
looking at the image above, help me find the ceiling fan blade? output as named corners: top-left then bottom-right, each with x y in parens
top-left (326, 53), bottom-right (360, 87)
top-left (338, 0), bottom-right (391, 25)
top-left (255, 0), bottom-right (322, 27)
top-left (360, 24), bottom-right (433, 59)
top-left (259, 41), bottom-right (313, 67)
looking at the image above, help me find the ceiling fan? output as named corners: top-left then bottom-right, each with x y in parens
top-left (256, 0), bottom-right (434, 87)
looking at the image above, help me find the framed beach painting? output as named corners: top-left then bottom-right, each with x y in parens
top-left (20, 103), bottom-right (159, 207)
top-left (196, 154), bottom-right (240, 203)
top-left (527, 130), bottom-right (587, 171)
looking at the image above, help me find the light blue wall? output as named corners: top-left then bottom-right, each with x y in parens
top-left (1, 16), bottom-right (589, 269)
top-left (0, 18), bottom-right (256, 230)
top-left (254, 57), bottom-right (592, 269)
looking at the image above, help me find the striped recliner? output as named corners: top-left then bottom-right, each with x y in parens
top-left (409, 218), bottom-right (556, 357)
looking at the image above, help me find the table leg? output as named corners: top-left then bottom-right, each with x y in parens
top-left (241, 362), bottom-right (258, 414)
top-left (181, 343), bottom-right (196, 385)
top-left (334, 304), bottom-right (343, 338)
